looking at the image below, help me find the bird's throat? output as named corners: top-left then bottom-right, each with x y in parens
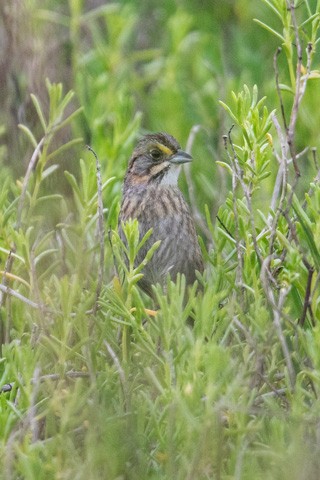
top-left (158, 165), bottom-right (181, 186)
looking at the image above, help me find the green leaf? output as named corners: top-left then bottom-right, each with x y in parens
top-left (41, 164), bottom-right (60, 181)
top-left (216, 161), bottom-right (233, 175)
top-left (279, 83), bottom-right (294, 93)
top-left (253, 18), bottom-right (285, 42)
top-left (30, 94), bottom-right (47, 131)
top-left (293, 195), bottom-right (320, 269)
top-left (47, 138), bottom-right (84, 161)
top-left (64, 171), bottom-right (83, 206)
top-left (36, 194), bottom-right (63, 204)
top-left (219, 100), bottom-right (238, 123)
top-left (18, 124), bottom-right (38, 148)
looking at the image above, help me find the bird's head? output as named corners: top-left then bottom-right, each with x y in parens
top-left (124, 132), bottom-right (192, 190)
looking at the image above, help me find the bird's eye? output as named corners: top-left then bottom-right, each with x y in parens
top-left (150, 149), bottom-right (162, 160)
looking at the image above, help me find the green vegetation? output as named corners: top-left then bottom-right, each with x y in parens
top-left (1, 1), bottom-right (320, 478)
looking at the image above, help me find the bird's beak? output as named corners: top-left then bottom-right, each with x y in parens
top-left (169, 149), bottom-right (193, 165)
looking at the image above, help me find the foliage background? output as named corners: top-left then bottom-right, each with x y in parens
top-left (1, 0), bottom-right (320, 479)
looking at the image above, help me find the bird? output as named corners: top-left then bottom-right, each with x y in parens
top-left (119, 132), bottom-right (203, 299)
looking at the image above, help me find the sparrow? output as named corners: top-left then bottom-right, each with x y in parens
top-left (119, 132), bottom-right (203, 298)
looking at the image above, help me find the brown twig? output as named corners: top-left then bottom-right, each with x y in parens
top-left (216, 214), bottom-right (234, 240)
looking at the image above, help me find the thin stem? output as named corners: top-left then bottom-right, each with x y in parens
top-left (0, 284), bottom-right (42, 309)
top-left (223, 130), bottom-right (244, 293)
top-left (274, 47), bottom-right (288, 132)
top-left (269, 113), bottom-right (289, 256)
top-left (261, 256), bottom-right (296, 390)
top-left (87, 146), bottom-right (105, 315)
top-left (299, 265), bottom-right (314, 326)
top-left (16, 137), bottom-right (45, 230)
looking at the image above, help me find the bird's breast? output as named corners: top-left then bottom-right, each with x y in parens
top-left (119, 184), bottom-right (203, 287)
top-left (121, 185), bottom-right (189, 223)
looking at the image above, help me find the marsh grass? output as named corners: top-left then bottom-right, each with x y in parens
top-left (1, 1), bottom-right (320, 479)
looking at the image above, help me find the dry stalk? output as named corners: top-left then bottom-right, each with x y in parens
top-left (0, 282), bottom-right (95, 319)
top-left (16, 137), bottom-right (44, 230)
top-left (232, 316), bottom-right (255, 348)
top-left (261, 256), bottom-right (295, 389)
top-left (286, 2), bottom-right (312, 177)
top-left (30, 237), bottom-right (45, 322)
top-left (0, 283), bottom-right (42, 309)
top-left (28, 366), bottom-right (41, 443)
top-left (284, 40), bottom-right (313, 215)
top-left (104, 340), bottom-right (129, 411)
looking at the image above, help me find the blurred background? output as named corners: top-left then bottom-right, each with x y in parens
top-left (0, 0), bottom-right (294, 211)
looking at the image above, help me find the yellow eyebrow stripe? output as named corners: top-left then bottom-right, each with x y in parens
top-left (155, 142), bottom-right (173, 156)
